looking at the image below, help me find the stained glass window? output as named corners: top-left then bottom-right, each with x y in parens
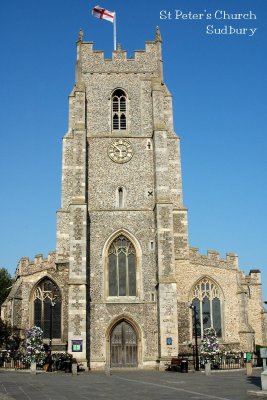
top-left (33, 279), bottom-right (61, 339)
top-left (212, 297), bottom-right (222, 337)
top-left (108, 236), bottom-right (136, 297)
top-left (191, 278), bottom-right (222, 337)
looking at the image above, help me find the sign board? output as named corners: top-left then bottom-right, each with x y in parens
top-left (260, 348), bottom-right (267, 358)
top-left (72, 340), bottom-right (83, 352)
top-left (166, 337), bottom-right (173, 346)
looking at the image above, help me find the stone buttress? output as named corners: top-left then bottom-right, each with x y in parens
top-left (56, 36), bottom-right (88, 362)
top-left (151, 30), bottom-right (183, 364)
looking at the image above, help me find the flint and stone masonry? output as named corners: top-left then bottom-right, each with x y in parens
top-left (1, 28), bottom-right (266, 369)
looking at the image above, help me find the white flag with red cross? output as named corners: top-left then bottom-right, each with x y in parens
top-left (92, 5), bottom-right (115, 23)
top-left (92, 5), bottom-right (117, 50)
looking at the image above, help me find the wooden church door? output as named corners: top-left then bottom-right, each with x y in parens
top-left (110, 321), bottom-right (137, 367)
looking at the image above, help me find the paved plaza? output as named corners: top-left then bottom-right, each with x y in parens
top-left (0, 369), bottom-right (264, 400)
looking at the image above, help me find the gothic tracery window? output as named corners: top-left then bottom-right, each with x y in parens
top-left (33, 278), bottom-right (62, 339)
top-left (108, 236), bottom-right (136, 297)
top-left (191, 278), bottom-right (222, 338)
top-left (112, 89), bottom-right (127, 130)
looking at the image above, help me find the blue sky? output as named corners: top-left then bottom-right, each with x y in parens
top-left (0, 0), bottom-right (266, 300)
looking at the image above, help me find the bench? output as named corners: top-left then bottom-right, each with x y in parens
top-left (166, 357), bottom-right (182, 371)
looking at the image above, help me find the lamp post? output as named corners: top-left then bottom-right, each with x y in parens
top-left (190, 304), bottom-right (200, 371)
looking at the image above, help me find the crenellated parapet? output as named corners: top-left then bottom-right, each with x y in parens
top-left (15, 251), bottom-right (57, 278)
top-left (189, 247), bottom-right (239, 270)
top-left (244, 269), bottom-right (261, 285)
top-left (79, 40), bottom-right (163, 77)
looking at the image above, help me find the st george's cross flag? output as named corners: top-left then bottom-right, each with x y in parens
top-left (92, 5), bottom-right (117, 50)
top-left (92, 5), bottom-right (115, 23)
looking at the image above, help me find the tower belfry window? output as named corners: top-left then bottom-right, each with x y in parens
top-left (112, 89), bottom-right (127, 130)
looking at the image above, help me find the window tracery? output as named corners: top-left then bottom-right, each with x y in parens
top-left (108, 236), bottom-right (136, 297)
top-left (112, 89), bottom-right (127, 130)
top-left (33, 278), bottom-right (61, 339)
top-left (191, 278), bottom-right (222, 337)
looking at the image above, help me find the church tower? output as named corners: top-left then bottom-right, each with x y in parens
top-left (2, 27), bottom-right (266, 371)
top-left (56, 27), bottom-right (188, 368)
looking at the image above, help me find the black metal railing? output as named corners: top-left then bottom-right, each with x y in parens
top-left (0, 351), bottom-right (73, 372)
top-left (167, 353), bottom-right (263, 371)
top-left (205, 354), bottom-right (262, 370)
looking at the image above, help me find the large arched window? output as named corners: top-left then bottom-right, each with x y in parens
top-left (108, 236), bottom-right (136, 297)
top-left (191, 278), bottom-right (222, 338)
top-left (33, 278), bottom-right (61, 339)
top-left (112, 89), bottom-right (127, 130)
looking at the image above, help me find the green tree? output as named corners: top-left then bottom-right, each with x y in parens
top-left (0, 319), bottom-right (12, 347)
top-left (0, 319), bottom-right (21, 350)
top-left (0, 267), bottom-right (13, 305)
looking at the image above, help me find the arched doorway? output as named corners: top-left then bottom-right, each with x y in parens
top-left (110, 321), bottom-right (137, 367)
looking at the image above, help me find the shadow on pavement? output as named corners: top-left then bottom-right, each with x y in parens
top-left (247, 375), bottom-right (262, 389)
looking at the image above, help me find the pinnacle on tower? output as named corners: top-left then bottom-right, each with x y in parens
top-left (78, 28), bottom-right (84, 42)
top-left (155, 26), bottom-right (162, 42)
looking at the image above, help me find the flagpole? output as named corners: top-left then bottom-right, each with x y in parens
top-left (114, 12), bottom-right (116, 50)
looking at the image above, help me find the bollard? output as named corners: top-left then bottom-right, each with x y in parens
top-left (72, 363), bottom-right (78, 375)
top-left (246, 361), bottom-right (252, 376)
top-left (30, 362), bottom-right (37, 375)
top-left (261, 369), bottom-right (267, 390)
top-left (205, 363), bottom-right (211, 376)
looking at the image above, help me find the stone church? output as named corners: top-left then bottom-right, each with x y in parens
top-left (2, 28), bottom-right (266, 369)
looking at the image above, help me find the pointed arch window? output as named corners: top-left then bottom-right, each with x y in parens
top-left (33, 278), bottom-right (61, 339)
top-left (112, 89), bottom-right (127, 130)
top-left (191, 278), bottom-right (222, 338)
top-left (108, 236), bottom-right (136, 297)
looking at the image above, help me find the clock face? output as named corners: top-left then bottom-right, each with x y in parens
top-left (108, 139), bottom-right (133, 163)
